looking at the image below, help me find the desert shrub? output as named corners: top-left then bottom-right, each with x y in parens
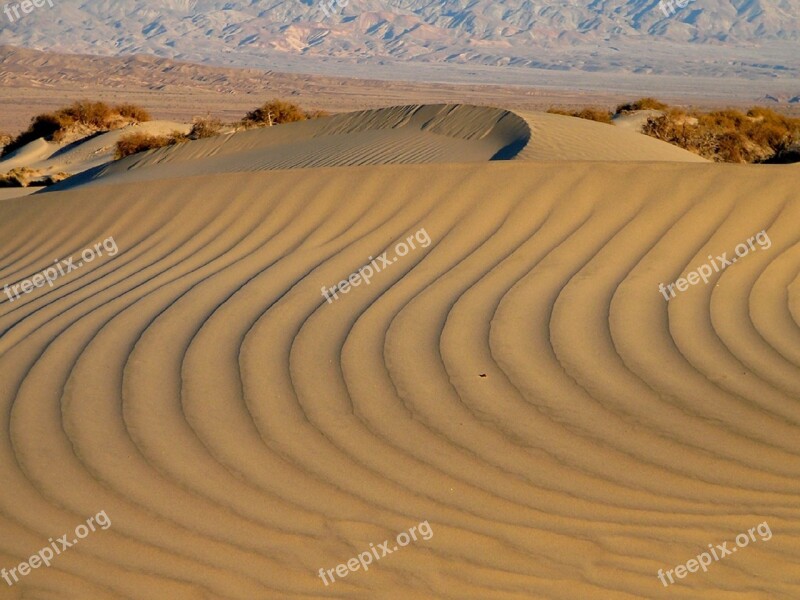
top-left (615, 97), bottom-right (669, 114)
top-left (115, 103), bottom-right (152, 122)
top-left (748, 121), bottom-right (791, 150)
top-left (640, 107), bottom-right (800, 162)
top-left (241, 100), bottom-right (313, 128)
top-left (572, 108), bottom-right (613, 124)
top-left (115, 131), bottom-right (186, 159)
top-left (56, 101), bottom-right (150, 127)
top-left (0, 167), bottom-right (36, 187)
top-left (0, 173), bottom-right (22, 187)
top-left (2, 101), bottom-right (156, 157)
top-left (699, 108), bottom-right (798, 161)
top-left (713, 131), bottom-right (749, 163)
top-left (0, 132), bottom-right (10, 148)
top-left (641, 113), bottom-right (698, 150)
top-left (188, 117), bottom-right (224, 140)
top-left (546, 107), bottom-right (613, 124)
top-left (0, 168), bottom-right (69, 187)
top-left (0, 174), bottom-right (24, 188)
top-left (547, 98), bottom-right (800, 162)
top-left (699, 109), bottom-right (749, 130)
top-left (56, 101), bottom-right (114, 129)
top-left (746, 107), bottom-right (799, 145)
top-left (642, 114), bottom-right (708, 158)
top-left (746, 107), bottom-right (781, 121)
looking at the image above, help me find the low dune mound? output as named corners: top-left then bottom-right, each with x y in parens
top-left (517, 111), bottom-right (708, 162)
top-left (0, 137), bottom-right (53, 168)
top-left (0, 121), bottom-right (191, 184)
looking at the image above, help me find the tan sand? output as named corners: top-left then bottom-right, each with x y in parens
top-left (59, 105), bottom-right (704, 191)
top-left (0, 104), bottom-right (797, 599)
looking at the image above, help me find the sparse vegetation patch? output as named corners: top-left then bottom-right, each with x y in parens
top-left (188, 117), bottom-right (225, 140)
top-left (615, 97), bottom-right (669, 114)
top-left (115, 131), bottom-right (187, 159)
top-left (547, 107), bottom-right (613, 124)
top-left (241, 100), bottom-right (327, 128)
top-left (639, 104), bottom-right (800, 162)
top-left (551, 97), bottom-right (800, 163)
top-left (2, 101), bottom-right (152, 157)
top-left (0, 167), bottom-right (71, 187)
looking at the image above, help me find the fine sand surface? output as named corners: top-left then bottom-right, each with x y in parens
top-left (0, 105), bottom-right (798, 599)
top-left (0, 188), bottom-right (38, 201)
top-left (59, 105), bottom-right (705, 191)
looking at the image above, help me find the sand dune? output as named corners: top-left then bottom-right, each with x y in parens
top-left (60, 105), bottom-right (705, 190)
top-left (0, 104), bottom-right (797, 599)
top-left (72, 105), bottom-right (531, 189)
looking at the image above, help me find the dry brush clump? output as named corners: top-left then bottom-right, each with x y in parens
top-left (115, 103), bottom-right (152, 122)
top-left (0, 168), bottom-right (71, 187)
top-left (547, 97), bottom-right (800, 163)
top-left (615, 97), bottom-right (669, 114)
top-left (115, 131), bottom-right (187, 160)
top-left (0, 167), bottom-right (37, 187)
top-left (115, 117), bottom-right (225, 159)
top-left (640, 104), bottom-right (800, 163)
top-left (547, 107), bottom-right (613, 124)
top-left (2, 101), bottom-right (152, 157)
top-left (241, 100), bottom-right (328, 128)
top-left (187, 117), bottom-right (225, 140)
top-left (113, 100), bottom-right (327, 159)
top-left (110, 100), bottom-right (327, 160)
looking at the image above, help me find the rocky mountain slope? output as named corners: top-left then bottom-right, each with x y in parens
top-left (0, 0), bottom-right (797, 80)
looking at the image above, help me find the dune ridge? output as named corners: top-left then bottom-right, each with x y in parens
top-left (52, 104), bottom-right (706, 191)
top-left (0, 106), bottom-right (797, 599)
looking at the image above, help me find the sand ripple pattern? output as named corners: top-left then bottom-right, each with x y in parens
top-left (71, 105), bottom-right (531, 191)
top-left (0, 161), bottom-right (799, 599)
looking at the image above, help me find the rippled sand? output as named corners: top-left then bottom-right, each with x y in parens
top-left (0, 106), bottom-right (797, 599)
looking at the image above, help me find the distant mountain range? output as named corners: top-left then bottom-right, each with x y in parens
top-left (0, 0), bottom-right (798, 81)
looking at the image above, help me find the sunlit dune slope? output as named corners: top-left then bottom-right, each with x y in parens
top-left (57, 103), bottom-right (706, 190)
top-left (78, 104), bottom-right (530, 186)
top-left (516, 111), bottom-right (708, 162)
top-left (0, 154), bottom-right (797, 599)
